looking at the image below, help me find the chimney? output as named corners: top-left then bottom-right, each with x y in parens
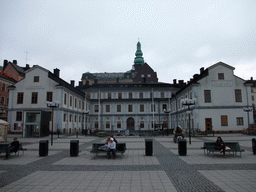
top-left (251, 77), bottom-right (253, 80)
top-left (54, 68), bottom-right (60, 77)
top-left (79, 81), bottom-right (83, 87)
top-left (70, 80), bottom-right (75, 87)
top-left (193, 74), bottom-right (199, 79)
top-left (94, 79), bottom-right (98, 84)
top-left (178, 80), bottom-right (184, 84)
top-left (3, 60), bottom-right (8, 69)
top-left (26, 64), bottom-right (30, 68)
top-left (13, 60), bottom-right (17, 65)
top-left (200, 67), bottom-right (204, 74)
top-left (116, 78), bottom-right (119, 83)
top-left (173, 79), bottom-right (177, 84)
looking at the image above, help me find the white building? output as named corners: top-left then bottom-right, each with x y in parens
top-left (171, 62), bottom-right (253, 133)
top-left (8, 65), bottom-right (86, 137)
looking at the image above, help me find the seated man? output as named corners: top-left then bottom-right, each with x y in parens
top-left (4, 137), bottom-right (19, 160)
top-left (107, 138), bottom-right (116, 159)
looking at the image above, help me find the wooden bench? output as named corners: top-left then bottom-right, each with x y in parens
top-left (0, 143), bottom-right (9, 155)
top-left (97, 132), bottom-right (106, 137)
top-left (0, 143), bottom-right (27, 157)
top-left (201, 142), bottom-right (245, 157)
top-left (90, 143), bottom-right (126, 159)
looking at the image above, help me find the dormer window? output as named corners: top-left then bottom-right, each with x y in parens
top-left (34, 76), bottom-right (39, 82)
top-left (218, 73), bottom-right (224, 80)
top-left (141, 74), bottom-right (145, 78)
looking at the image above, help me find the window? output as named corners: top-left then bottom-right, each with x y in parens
top-left (31, 92), bottom-right (38, 104)
top-left (16, 111), bottom-right (22, 121)
top-left (95, 105), bottom-right (99, 113)
top-left (140, 104), bottom-right (144, 112)
top-left (162, 104), bottom-right (167, 111)
top-left (17, 92), bottom-right (24, 104)
top-left (1, 96), bottom-right (5, 105)
top-left (235, 89), bottom-right (242, 102)
top-left (151, 121), bottom-right (156, 129)
top-left (129, 92), bottom-right (133, 99)
top-left (106, 121), bottom-right (110, 129)
top-left (139, 92), bottom-right (143, 99)
top-left (204, 90), bottom-right (211, 103)
top-left (2, 83), bottom-right (5, 91)
top-left (221, 115), bottom-right (228, 126)
top-left (252, 95), bottom-right (254, 101)
top-left (79, 100), bottom-right (81, 109)
top-left (236, 117), bottom-right (243, 125)
top-left (69, 115), bottom-right (72, 122)
top-left (70, 96), bottom-right (73, 106)
top-left (147, 74), bottom-right (151, 78)
top-left (151, 104), bottom-right (156, 112)
top-left (79, 116), bottom-right (81, 122)
top-left (218, 73), bottom-right (224, 80)
top-left (106, 105), bottom-right (110, 113)
top-left (82, 101), bottom-right (85, 110)
top-left (108, 93), bottom-right (111, 99)
top-left (95, 121), bottom-right (99, 129)
top-left (128, 104), bottom-right (133, 112)
top-left (63, 114), bottom-right (66, 122)
top-left (34, 76), bottom-right (39, 82)
top-left (140, 121), bottom-right (145, 129)
top-left (75, 98), bottom-right (77, 108)
top-left (117, 104), bottom-right (121, 112)
top-left (161, 92), bottom-right (164, 98)
top-left (118, 93), bottom-right (122, 99)
top-left (46, 92), bottom-right (53, 102)
top-left (74, 115), bottom-right (77, 122)
top-left (64, 93), bottom-right (67, 105)
top-left (141, 74), bottom-right (145, 78)
top-left (117, 121), bottom-right (121, 129)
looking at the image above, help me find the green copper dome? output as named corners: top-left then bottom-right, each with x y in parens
top-left (134, 41), bottom-right (144, 65)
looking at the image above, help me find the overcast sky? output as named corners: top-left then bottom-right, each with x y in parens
top-left (1, 0), bottom-right (255, 85)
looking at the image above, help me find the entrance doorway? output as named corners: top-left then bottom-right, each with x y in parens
top-left (205, 118), bottom-right (212, 132)
top-left (127, 117), bottom-right (135, 130)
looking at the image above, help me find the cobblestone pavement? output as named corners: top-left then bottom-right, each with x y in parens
top-left (0, 134), bottom-right (255, 192)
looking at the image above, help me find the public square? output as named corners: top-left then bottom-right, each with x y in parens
top-left (0, 133), bottom-right (255, 192)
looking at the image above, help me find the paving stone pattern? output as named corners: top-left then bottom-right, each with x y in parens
top-left (0, 134), bottom-right (255, 191)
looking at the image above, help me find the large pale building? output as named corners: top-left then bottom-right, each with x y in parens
top-left (170, 62), bottom-right (253, 133)
top-left (6, 42), bottom-right (254, 137)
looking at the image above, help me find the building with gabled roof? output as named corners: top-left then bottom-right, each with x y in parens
top-left (8, 65), bottom-right (86, 136)
top-left (170, 61), bottom-right (253, 134)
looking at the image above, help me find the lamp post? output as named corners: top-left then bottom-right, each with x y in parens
top-left (164, 109), bottom-right (170, 136)
top-left (46, 101), bottom-right (60, 146)
top-left (180, 98), bottom-right (197, 144)
top-left (243, 107), bottom-right (253, 129)
top-left (83, 110), bottom-right (89, 136)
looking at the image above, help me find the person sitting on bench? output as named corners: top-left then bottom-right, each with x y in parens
top-left (214, 136), bottom-right (226, 158)
top-left (4, 137), bottom-right (19, 160)
top-left (107, 138), bottom-right (116, 159)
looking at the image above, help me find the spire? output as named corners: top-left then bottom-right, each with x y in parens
top-left (134, 40), bottom-right (144, 65)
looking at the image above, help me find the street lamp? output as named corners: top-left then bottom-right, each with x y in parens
top-left (243, 107), bottom-right (253, 129)
top-left (82, 110), bottom-right (89, 136)
top-left (163, 109), bottom-right (170, 136)
top-left (46, 101), bottom-right (60, 146)
top-left (180, 98), bottom-right (197, 144)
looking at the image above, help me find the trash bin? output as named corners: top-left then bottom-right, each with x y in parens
top-left (252, 138), bottom-right (256, 155)
top-left (178, 139), bottom-right (187, 156)
top-left (70, 140), bottom-right (79, 157)
top-left (145, 139), bottom-right (153, 156)
top-left (39, 140), bottom-right (49, 157)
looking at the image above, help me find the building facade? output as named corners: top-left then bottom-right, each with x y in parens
top-left (8, 65), bottom-right (86, 136)
top-left (170, 62), bottom-right (253, 134)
